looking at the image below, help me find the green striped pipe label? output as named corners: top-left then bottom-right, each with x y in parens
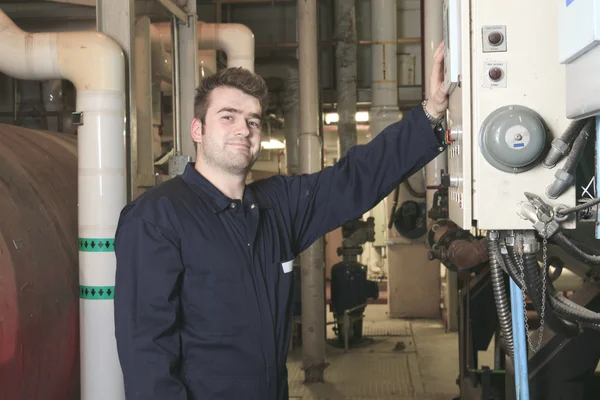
top-left (79, 238), bottom-right (115, 252)
top-left (80, 285), bottom-right (115, 300)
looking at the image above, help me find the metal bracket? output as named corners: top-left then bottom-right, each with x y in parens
top-left (71, 111), bottom-right (84, 126)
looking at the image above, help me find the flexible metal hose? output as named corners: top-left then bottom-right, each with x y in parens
top-left (487, 233), bottom-right (514, 359)
top-left (545, 281), bottom-right (600, 326)
top-left (500, 251), bottom-right (525, 290)
top-left (502, 241), bottom-right (596, 333)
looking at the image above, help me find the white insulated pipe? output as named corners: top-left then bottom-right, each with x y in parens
top-left (198, 49), bottom-right (217, 77)
top-left (149, 25), bottom-right (215, 89)
top-left (156, 21), bottom-right (254, 72)
top-left (370, 0), bottom-right (401, 137)
top-left (0, 9), bottom-right (126, 400)
top-left (153, 21), bottom-right (253, 78)
top-left (298, 0), bottom-right (326, 383)
top-left (423, 0), bottom-right (447, 224)
top-left (196, 21), bottom-right (255, 72)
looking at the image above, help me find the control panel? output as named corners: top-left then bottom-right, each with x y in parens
top-left (445, 0), bottom-right (576, 230)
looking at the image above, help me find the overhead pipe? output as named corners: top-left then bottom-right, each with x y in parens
top-left (155, 21), bottom-right (254, 72)
top-left (0, 9), bottom-right (126, 400)
top-left (298, 0), bottom-right (327, 383)
top-left (255, 57), bottom-right (300, 175)
top-left (196, 21), bottom-right (255, 71)
top-left (154, 20), bottom-right (253, 79)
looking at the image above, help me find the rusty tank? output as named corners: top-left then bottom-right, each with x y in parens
top-left (0, 123), bottom-right (79, 400)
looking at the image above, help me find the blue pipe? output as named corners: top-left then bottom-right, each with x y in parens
top-left (510, 277), bottom-right (530, 399)
top-left (595, 115), bottom-right (600, 239)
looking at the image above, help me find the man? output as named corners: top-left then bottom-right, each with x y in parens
top-left (114, 42), bottom-right (449, 399)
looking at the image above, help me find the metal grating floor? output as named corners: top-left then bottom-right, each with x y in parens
top-left (361, 319), bottom-right (412, 337)
top-left (287, 352), bottom-right (417, 399)
top-left (288, 306), bottom-right (459, 399)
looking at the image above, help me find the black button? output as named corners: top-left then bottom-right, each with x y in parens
top-left (488, 67), bottom-right (503, 81)
top-left (488, 31), bottom-right (504, 46)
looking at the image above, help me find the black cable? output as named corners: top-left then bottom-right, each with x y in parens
top-left (559, 118), bottom-right (589, 146)
top-left (387, 186), bottom-right (400, 230)
top-left (549, 232), bottom-right (600, 265)
top-left (563, 126), bottom-right (591, 174)
top-left (556, 197), bottom-right (600, 216)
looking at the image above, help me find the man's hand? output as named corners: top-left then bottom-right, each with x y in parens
top-left (425, 42), bottom-right (449, 118)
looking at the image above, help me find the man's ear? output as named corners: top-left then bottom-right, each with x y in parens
top-left (191, 118), bottom-right (203, 146)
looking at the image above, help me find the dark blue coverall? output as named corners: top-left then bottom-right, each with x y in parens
top-left (113, 106), bottom-right (446, 399)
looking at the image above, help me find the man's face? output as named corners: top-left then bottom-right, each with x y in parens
top-left (192, 86), bottom-right (262, 175)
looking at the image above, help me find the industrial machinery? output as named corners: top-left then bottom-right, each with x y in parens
top-left (329, 217), bottom-right (380, 350)
top-left (1, 0), bottom-right (599, 398)
top-left (431, 0), bottom-right (600, 398)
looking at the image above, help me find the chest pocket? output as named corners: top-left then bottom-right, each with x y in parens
top-left (182, 256), bottom-right (253, 336)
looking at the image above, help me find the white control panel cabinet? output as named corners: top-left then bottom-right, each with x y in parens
top-left (445, 0), bottom-right (577, 230)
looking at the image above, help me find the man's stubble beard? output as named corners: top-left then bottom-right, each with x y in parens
top-left (201, 139), bottom-right (260, 177)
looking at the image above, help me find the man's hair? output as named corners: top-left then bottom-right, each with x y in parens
top-left (194, 67), bottom-right (269, 124)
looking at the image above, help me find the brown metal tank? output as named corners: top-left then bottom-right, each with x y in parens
top-left (0, 124), bottom-right (79, 400)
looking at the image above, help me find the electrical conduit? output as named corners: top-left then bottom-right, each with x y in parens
top-left (487, 232), bottom-right (514, 359)
top-left (0, 9), bottom-right (126, 400)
